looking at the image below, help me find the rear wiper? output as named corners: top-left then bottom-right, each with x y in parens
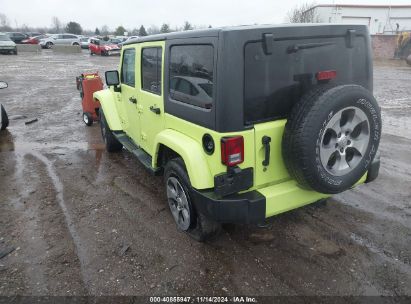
top-left (287, 42), bottom-right (335, 54)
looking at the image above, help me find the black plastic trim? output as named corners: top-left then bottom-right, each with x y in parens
top-left (191, 188), bottom-right (266, 224)
top-left (365, 154), bottom-right (380, 183)
top-left (214, 167), bottom-right (253, 197)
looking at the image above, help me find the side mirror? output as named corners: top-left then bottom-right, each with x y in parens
top-left (0, 81), bottom-right (8, 89)
top-left (105, 70), bottom-right (120, 86)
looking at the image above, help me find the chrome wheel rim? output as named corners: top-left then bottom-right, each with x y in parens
top-left (83, 114), bottom-right (89, 124)
top-left (166, 176), bottom-right (191, 231)
top-left (320, 106), bottom-right (370, 176)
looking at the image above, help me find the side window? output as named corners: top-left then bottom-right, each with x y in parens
top-left (121, 48), bottom-right (136, 87)
top-left (169, 45), bottom-right (214, 109)
top-left (141, 47), bottom-right (162, 95)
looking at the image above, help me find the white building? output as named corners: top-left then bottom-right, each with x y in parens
top-left (307, 4), bottom-right (411, 34)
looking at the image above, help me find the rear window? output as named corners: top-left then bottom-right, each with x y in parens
top-left (169, 45), bottom-right (214, 109)
top-left (141, 47), bottom-right (162, 95)
top-left (244, 37), bottom-right (367, 124)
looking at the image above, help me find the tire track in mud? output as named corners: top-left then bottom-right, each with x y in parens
top-left (10, 146), bottom-right (90, 294)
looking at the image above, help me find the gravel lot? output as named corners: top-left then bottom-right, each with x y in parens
top-left (0, 51), bottom-right (410, 296)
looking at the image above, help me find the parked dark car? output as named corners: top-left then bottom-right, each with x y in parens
top-left (6, 32), bottom-right (28, 44)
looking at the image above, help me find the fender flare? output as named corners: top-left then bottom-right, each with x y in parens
top-left (93, 89), bottom-right (122, 131)
top-left (154, 129), bottom-right (213, 189)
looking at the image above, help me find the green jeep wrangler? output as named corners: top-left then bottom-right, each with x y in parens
top-left (94, 24), bottom-right (381, 241)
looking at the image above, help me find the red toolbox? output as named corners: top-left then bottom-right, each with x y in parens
top-left (76, 72), bottom-right (103, 126)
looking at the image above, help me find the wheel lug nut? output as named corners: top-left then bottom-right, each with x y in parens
top-left (338, 132), bottom-right (341, 138)
top-left (340, 148), bottom-right (344, 153)
top-left (345, 131), bottom-right (349, 135)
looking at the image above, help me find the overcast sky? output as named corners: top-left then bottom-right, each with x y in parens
top-left (1, 0), bottom-right (410, 30)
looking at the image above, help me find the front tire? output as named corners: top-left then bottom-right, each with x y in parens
top-left (164, 158), bottom-right (221, 241)
top-left (83, 112), bottom-right (93, 126)
top-left (45, 42), bottom-right (53, 49)
top-left (99, 110), bottom-right (122, 152)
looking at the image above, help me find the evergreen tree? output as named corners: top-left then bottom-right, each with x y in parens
top-left (139, 25), bottom-right (148, 36)
top-left (160, 23), bottom-right (170, 33)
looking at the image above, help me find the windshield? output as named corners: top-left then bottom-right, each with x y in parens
top-left (0, 34), bottom-right (11, 41)
top-left (100, 40), bottom-right (114, 45)
top-left (198, 83), bottom-right (212, 97)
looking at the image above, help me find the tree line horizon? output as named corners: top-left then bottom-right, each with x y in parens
top-left (0, 3), bottom-right (318, 36)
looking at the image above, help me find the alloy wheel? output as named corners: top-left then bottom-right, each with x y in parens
top-left (320, 106), bottom-right (370, 176)
top-left (166, 176), bottom-right (191, 231)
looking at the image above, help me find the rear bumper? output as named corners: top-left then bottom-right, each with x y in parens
top-left (192, 180), bottom-right (328, 224)
top-left (193, 156), bottom-right (380, 224)
top-left (191, 190), bottom-right (266, 224)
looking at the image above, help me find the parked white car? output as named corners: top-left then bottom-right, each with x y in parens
top-left (79, 37), bottom-right (90, 49)
top-left (39, 34), bottom-right (80, 49)
top-left (0, 33), bottom-right (17, 55)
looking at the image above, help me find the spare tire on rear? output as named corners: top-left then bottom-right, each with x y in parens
top-left (282, 85), bottom-right (381, 194)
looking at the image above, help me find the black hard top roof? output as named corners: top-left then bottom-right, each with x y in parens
top-left (123, 23), bottom-right (365, 46)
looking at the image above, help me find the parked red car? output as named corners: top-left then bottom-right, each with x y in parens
top-left (22, 35), bottom-right (48, 44)
top-left (89, 38), bottom-right (120, 56)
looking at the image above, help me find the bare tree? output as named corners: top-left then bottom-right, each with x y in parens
top-left (51, 16), bottom-right (62, 33)
top-left (183, 21), bottom-right (193, 31)
top-left (101, 25), bottom-right (110, 35)
top-left (287, 2), bottom-right (321, 23)
top-left (147, 25), bottom-right (160, 35)
top-left (0, 13), bottom-right (11, 31)
top-left (0, 13), bottom-right (9, 27)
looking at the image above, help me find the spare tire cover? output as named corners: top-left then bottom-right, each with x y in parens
top-left (282, 85), bottom-right (381, 194)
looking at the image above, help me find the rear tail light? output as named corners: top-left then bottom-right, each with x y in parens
top-left (221, 136), bottom-right (244, 166)
top-left (316, 70), bottom-right (337, 81)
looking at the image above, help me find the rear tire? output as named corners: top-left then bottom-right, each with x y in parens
top-left (99, 109), bottom-right (122, 152)
top-left (83, 112), bottom-right (93, 126)
top-left (164, 158), bottom-right (221, 242)
top-left (1, 105), bottom-right (9, 130)
top-left (45, 42), bottom-right (53, 49)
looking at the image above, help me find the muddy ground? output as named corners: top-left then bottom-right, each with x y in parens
top-left (0, 51), bottom-right (410, 297)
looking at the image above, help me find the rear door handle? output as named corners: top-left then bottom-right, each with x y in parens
top-left (262, 136), bottom-right (271, 166)
top-left (129, 97), bottom-right (137, 104)
top-left (150, 106), bottom-right (161, 115)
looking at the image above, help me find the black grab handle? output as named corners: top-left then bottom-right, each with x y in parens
top-left (262, 136), bottom-right (271, 167)
top-left (150, 106), bottom-right (161, 114)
